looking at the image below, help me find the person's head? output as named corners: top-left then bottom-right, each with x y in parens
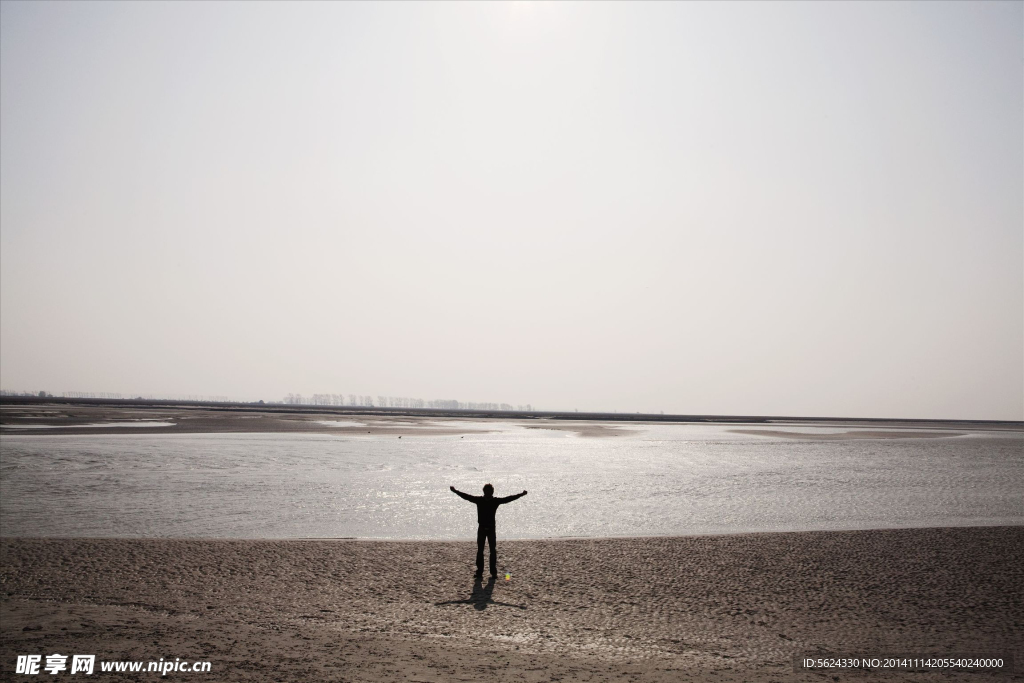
top-left (483, 483), bottom-right (494, 497)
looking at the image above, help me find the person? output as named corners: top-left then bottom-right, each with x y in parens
top-left (450, 484), bottom-right (527, 578)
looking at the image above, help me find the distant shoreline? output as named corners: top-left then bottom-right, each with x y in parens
top-left (2, 398), bottom-right (1020, 438)
top-left (2, 395), bottom-right (1020, 430)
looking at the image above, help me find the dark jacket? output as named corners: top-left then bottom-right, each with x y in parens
top-left (452, 489), bottom-right (526, 529)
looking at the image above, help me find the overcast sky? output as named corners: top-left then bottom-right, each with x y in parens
top-left (1, 1), bottom-right (1021, 420)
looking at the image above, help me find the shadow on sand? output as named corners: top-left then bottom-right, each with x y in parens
top-left (435, 576), bottom-right (527, 611)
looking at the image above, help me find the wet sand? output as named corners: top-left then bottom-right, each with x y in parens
top-left (5, 402), bottom-right (1009, 439)
top-left (729, 429), bottom-right (966, 440)
top-left (2, 527), bottom-right (1021, 681)
top-left (0, 404), bottom-right (631, 438)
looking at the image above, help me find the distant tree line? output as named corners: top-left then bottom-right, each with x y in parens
top-left (0, 388), bottom-right (532, 412)
top-left (62, 392), bottom-right (232, 402)
top-left (282, 393), bottom-right (532, 412)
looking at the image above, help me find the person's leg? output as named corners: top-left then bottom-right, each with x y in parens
top-left (488, 528), bottom-right (497, 576)
top-left (475, 526), bottom-right (485, 576)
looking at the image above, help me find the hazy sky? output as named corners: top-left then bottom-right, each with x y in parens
top-left (1, 1), bottom-right (1021, 420)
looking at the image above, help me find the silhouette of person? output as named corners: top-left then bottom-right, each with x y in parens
top-left (450, 484), bottom-right (527, 578)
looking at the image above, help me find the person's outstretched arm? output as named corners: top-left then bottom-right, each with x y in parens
top-left (497, 490), bottom-right (528, 504)
top-left (450, 486), bottom-right (477, 502)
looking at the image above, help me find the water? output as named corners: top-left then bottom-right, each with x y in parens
top-left (1, 422), bottom-right (1020, 539)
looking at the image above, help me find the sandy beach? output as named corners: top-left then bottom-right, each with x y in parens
top-left (2, 527), bottom-right (1021, 681)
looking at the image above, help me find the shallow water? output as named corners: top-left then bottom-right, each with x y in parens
top-left (1, 421), bottom-right (176, 430)
top-left (1, 422), bottom-right (1021, 539)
